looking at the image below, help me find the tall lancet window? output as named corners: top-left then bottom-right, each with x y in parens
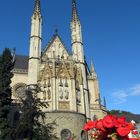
top-left (58, 77), bottom-right (69, 101)
top-left (42, 78), bottom-right (52, 101)
top-left (75, 79), bottom-right (81, 104)
top-left (59, 78), bottom-right (63, 87)
top-left (64, 89), bottom-right (69, 100)
top-left (43, 90), bottom-right (46, 100)
top-left (47, 89), bottom-right (51, 100)
top-left (76, 90), bottom-right (81, 103)
top-left (59, 88), bottom-right (63, 99)
top-left (65, 78), bottom-right (68, 87)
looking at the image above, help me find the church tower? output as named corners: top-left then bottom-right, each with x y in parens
top-left (28, 0), bottom-right (42, 85)
top-left (71, 0), bottom-right (84, 62)
top-left (71, 0), bottom-right (90, 119)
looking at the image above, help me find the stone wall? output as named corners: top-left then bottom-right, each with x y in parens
top-left (44, 111), bottom-right (87, 140)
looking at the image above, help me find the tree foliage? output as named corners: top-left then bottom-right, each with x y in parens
top-left (0, 48), bottom-right (14, 139)
top-left (0, 48), bottom-right (58, 139)
top-left (13, 87), bottom-right (58, 140)
top-left (109, 110), bottom-right (132, 115)
top-left (109, 110), bottom-right (140, 123)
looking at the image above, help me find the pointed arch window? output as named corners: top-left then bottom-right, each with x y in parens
top-left (65, 78), bottom-right (68, 87)
top-left (59, 88), bottom-right (63, 99)
top-left (64, 89), bottom-right (69, 100)
top-left (59, 78), bottom-right (63, 87)
top-left (76, 90), bottom-right (81, 103)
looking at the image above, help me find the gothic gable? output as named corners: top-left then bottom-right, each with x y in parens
top-left (56, 62), bottom-right (72, 79)
top-left (42, 34), bottom-right (69, 60)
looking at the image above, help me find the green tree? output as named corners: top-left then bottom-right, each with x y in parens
top-left (109, 110), bottom-right (121, 115)
top-left (0, 48), bottom-right (14, 139)
top-left (14, 87), bottom-right (58, 140)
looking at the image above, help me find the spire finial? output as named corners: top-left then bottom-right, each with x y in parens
top-left (72, 0), bottom-right (79, 22)
top-left (91, 60), bottom-right (97, 78)
top-left (55, 29), bottom-right (58, 35)
top-left (34, 0), bottom-right (41, 15)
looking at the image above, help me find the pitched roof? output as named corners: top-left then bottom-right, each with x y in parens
top-left (42, 33), bottom-right (69, 56)
top-left (14, 55), bottom-right (28, 70)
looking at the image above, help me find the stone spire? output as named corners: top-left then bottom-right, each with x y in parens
top-left (104, 97), bottom-right (107, 108)
top-left (91, 60), bottom-right (97, 78)
top-left (33, 0), bottom-right (41, 15)
top-left (71, 0), bottom-right (84, 62)
top-left (72, 0), bottom-right (79, 22)
top-left (28, 0), bottom-right (42, 85)
top-left (91, 60), bottom-right (95, 73)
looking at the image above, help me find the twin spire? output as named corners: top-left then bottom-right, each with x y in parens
top-left (33, 0), bottom-right (79, 21)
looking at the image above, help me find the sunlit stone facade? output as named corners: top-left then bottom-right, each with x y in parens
top-left (11, 0), bottom-right (107, 139)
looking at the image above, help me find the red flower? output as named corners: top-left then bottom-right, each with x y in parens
top-left (96, 119), bottom-right (106, 131)
top-left (117, 126), bottom-right (130, 137)
top-left (83, 120), bottom-right (96, 131)
top-left (113, 116), bottom-right (120, 128)
top-left (83, 114), bottom-right (138, 140)
top-left (132, 130), bottom-right (138, 135)
top-left (127, 123), bottom-right (135, 130)
top-left (121, 136), bottom-right (130, 140)
top-left (103, 114), bottom-right (114, 128)
top-left (117, 116), bottom-right (126, 127)
top-left (129, 138), bottom-right (139, 140)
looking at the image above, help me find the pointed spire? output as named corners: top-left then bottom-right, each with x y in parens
top-left (104, 97), bottom-right (107, 108)
top-left (91, 60), bottom-right (95, 73)
top-left (91, 60), bottom-right (97, 78)
top-left (33, 0), bottom-right (41, 15)
top-left (12, 48), bottom-right (16, 63)
top-left (99, 96), bottom-right (102, 108)
top-left (72, 0), bottom-right (79, 22)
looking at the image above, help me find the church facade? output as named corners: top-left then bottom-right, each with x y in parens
top-left (11, 0), bottom-right (106, 139)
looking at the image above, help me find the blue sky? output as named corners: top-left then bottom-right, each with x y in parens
top-left (0, 0), bottom-right (140, 114)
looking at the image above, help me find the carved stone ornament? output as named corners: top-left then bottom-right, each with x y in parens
top-left (59, 101), bottom-right (70, 110)
top-left (56, 63), bottom-right (71, 79)
top-left (39, 64), bottom-right (53, 81)
top-left (13, 83), bottom-right (27, 99)
top-left (76, 68), bottom-right (83, 85)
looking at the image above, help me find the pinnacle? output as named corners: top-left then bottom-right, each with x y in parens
top-left (91, 60), bottom-right (97, 78)
top-left (34, 0), bottom-right (41, 15)
top-left (91, 60), bottom-right (95, 73)
top-left (72, 0), bottom-right (79, 22)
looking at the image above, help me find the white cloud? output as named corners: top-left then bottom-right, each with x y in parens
top-left (111, 84), bottom-right (140, 104)
top-left (130, 84), bottom-right (140, 96)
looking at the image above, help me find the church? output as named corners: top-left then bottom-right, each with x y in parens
top-left (11, 0), bottom-right (107, 139)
